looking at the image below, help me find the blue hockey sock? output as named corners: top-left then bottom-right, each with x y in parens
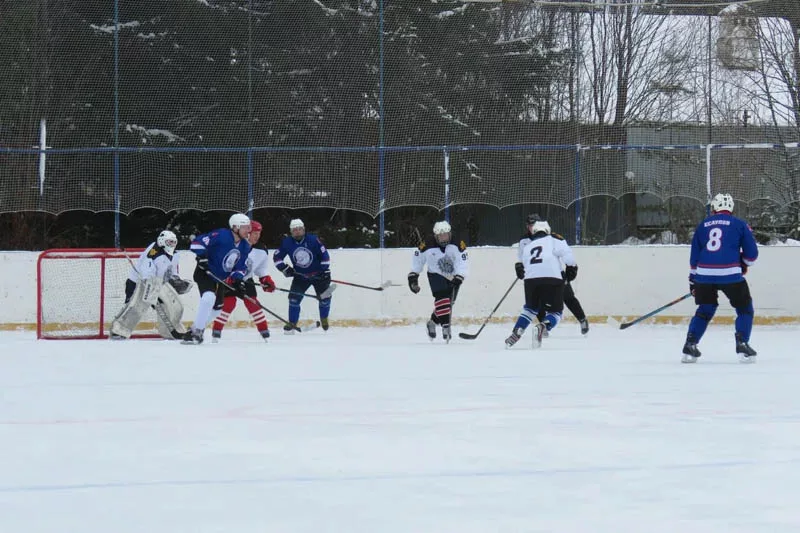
top-left (543, 311), bottom-right (562, 331)
top-left (687, 304), bottom-right (716, 342)
top-left (319, 298), bottom-right (331, 320)
top-left (288, 296), bottom-right (302, 324)
top-left (513, 307), bottom-right (536, 331)
top-left (735, 302), bottom-right (754, 342)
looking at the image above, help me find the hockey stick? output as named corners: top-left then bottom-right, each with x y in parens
top-left (619, 292), bottom-right (693, 330)
top-left (331, 279), bottom-right (399, 291)
top-left (204, 270), bottom-right (305, 332)
top-left (120, 249), bottom-right (184, 339)
top-left (458, 278), bottom-right (519, 340)
top-left (256, 283), bottom-right (337, 301)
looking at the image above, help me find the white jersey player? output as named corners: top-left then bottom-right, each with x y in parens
top-left (408, 221), bottom-right (468, 342)
top-left (111, 230), bottom-right (192, 340)
top-left (211, 220), bottom-right (276, 342)
top-left (505, 215), bottom-right (578, 349)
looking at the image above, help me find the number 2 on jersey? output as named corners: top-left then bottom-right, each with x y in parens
top-left (529, 246), bottom-right (543, 264)
top-left (706, 227), bottom-right (723, 252)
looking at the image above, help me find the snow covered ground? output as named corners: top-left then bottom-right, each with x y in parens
top-left (1, 323), bottom-right (799, 533)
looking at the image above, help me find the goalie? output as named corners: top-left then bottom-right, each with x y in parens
top-left (110, 230), bottom-right (193, 340)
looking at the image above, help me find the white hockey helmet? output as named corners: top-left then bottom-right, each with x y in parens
top-left (229, 213), bottom-right (251, 230)
top-left (157, 230), bottom-right (178, 255)
top-left (433, 220), bottom-right (451, 244)
top-left (531, 220), bottom-right (551, 235)
top-left (710, 193), bottom-right (734, 213)
top-left (289, 218), bottom-right (305, 231)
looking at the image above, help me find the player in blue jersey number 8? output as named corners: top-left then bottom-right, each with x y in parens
top-left (682, 193), bottom-right (759, 363)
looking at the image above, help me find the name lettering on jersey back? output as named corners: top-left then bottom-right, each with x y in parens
top-left (704, 220), bottom-right (731, 227)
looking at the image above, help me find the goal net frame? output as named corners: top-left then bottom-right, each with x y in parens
top-left (37, 248), bottom-right (164, 340)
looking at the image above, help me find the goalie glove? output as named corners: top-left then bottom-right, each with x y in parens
top-left (408, 272), bottom-right (420, 294)
top-left (259, 275), bottom-right (276, 293)
top-left (564, 265), bottom-right (578, 282)
top-left (168, 276), bottom-right (193, 295)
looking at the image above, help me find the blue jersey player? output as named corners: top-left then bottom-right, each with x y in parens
top-left (683, 193), bottom-right (758, 363)
top-left (183, 213), bottom-right (252, 344)
top-left (273, 219), bottom-right (332, 332)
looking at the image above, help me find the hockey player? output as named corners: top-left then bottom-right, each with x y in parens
top-left (273, 219), bottom-right (332, 332)
top-left (183, 213), bottom-right (252, 345)
top-left (682, 193), bottom-right (759, 363)
top-left (110, 230), bottom-right (192, 340)
top-left (407, 221), bottom-right (468, 343)
top-left (506, 215), bottom-right (578, 349)
top-left (211, 220), bottom-right (276, 342)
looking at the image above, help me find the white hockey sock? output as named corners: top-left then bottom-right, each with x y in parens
top-left (193, 291), bottom-right (216, 331)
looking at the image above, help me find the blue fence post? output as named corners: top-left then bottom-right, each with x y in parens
top-left (574, 143), bottom-right (581, 245)
top-left (443, 148), bottom-right (450, 222)
top-left (113, 0), bottom-right (120, 249)
top-left (378, 0), bottom-right (385, 248)
top-left (247, 149), bottom-right (254, 217)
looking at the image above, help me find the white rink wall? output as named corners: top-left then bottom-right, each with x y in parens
top-left (5, 246), bottom-right (799, 331)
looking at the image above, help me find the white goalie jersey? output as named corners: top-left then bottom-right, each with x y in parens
top-left (245, 247), bottom-right (270, 279)
top-left (411, 236), bottom-right (469, 280)
top-left (518, 233), bottom-right (576, 281)
top-left (127, 243), bottom-right (178, 283)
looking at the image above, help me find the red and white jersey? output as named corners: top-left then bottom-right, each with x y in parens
top-left (127, 242), bottom-right (177, 283)
top-left (245, 247), bottom-right (270, 279)
top-left (518, 233), bottom-right (576, 281)
top-left (411, 236), bottom-right (469, 280)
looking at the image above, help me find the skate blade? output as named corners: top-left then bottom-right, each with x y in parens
top-left (681, 355), bottom-right (698, 364)
top-left (739, 354), bottom-right (757, 364)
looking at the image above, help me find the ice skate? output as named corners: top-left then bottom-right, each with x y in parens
top-left (442, 324), bottom-right (452, 343)
top-left (181, 328), bottom-right (204, 345)
top-left (321, 317), bottom-right (329, 331)
top-left (736, 333), bottom-right (757, 363)
top-left (579, 318), bottom-right (589, 335)
top-left (681, 337), bottom-right (701, 363)
top-left (504, 327), bottom-right (523, 348)
top-left (260, 329), bottom-right (270, 342)
top-left (426, 319), bottom-right (437, 341)
top-left (532, 322), bottom-right (546, 349)
top-left (110, 333), bottom-right (126, 341)
top-left (283, 322), bottom-right (297, 335)
top-left (211, 329), bottom-right (221, 344)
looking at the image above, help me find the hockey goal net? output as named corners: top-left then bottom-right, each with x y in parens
top-left (37, 249), bottom-right (162, 339)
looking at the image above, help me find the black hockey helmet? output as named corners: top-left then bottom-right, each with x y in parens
top-left (526, 213), bottom-right (541, 226)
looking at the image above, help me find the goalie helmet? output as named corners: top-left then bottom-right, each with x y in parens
top-left (433, 220), bottom-right (451, 245)
top-left (229, 213), bottom-right (251, 230)
top-left (531, 220), bottom-right (551, 235)
top-left (710, 193), bottom-right (734, 213)
top-left (157, 230), bottom-right (178, 255)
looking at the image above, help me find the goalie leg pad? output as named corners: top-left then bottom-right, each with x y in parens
top-left (111, 281), bottom-right (152, 338)
top-left (155, 282), bottom-right (187, 339)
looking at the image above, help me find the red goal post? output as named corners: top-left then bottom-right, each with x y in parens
top-left (37, 248), bottom-right (163, 340)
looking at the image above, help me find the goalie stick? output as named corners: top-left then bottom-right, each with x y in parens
top-left (619, 293), bottom-right (692, 330)
top-left (331, 279), bottom-right (400, 291)
top-left (121, 249), bottom-right (184, 339)
top-left (204, 270), bottom-right (307, 332)
top-left (458, 278), bottom-right (519, 340)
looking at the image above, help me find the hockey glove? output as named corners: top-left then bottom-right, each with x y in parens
top-left (740, 254), bottom-right (749, 275)
top-left (282, 266), bottom-right (295, 278)
top-left (196, 256), bottom-right (209, 272)
top-left (259, 275), bottom-right (276, 293)
top-left (450, 274), bottom-right (464, 287)
top-left (408, 272), bottom-right (420, 294)
top-left (564, 265), bottom-right (578, 282)
top-left (318, 270), bottom-right (331, 282)
top-left (514, 262), bottom-right (525, 280)
top-left (226, 275), bottom-right (248, 295)
top-left (689, 273), bottom-right (697, 296)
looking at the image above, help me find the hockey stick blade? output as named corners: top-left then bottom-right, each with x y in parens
top-left (457, 278), bottom-right (519, 340)
top-left (619, 292), bottom-right (692, 330)
top-left (458, 331), bottom-right (481, 340)
top-left (300, 321), bottom-right (321, 333)
top-left (330, 279), bottom-right (395, 291)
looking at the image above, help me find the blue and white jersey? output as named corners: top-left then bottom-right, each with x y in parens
top-left (190, 228), bottom-right (251, 281)
top-left (273, 233), bottom-right (330, 277)
top-left (690, 212), bottom-right (758, 284)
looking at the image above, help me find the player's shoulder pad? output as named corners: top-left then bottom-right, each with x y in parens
top-left (551, 232), bottom-right (565, 241)
top-left (457, 239), bottom-right (467, 252)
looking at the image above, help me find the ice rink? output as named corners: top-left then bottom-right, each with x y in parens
top-left (2, 322), bottom-right (799, 533)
